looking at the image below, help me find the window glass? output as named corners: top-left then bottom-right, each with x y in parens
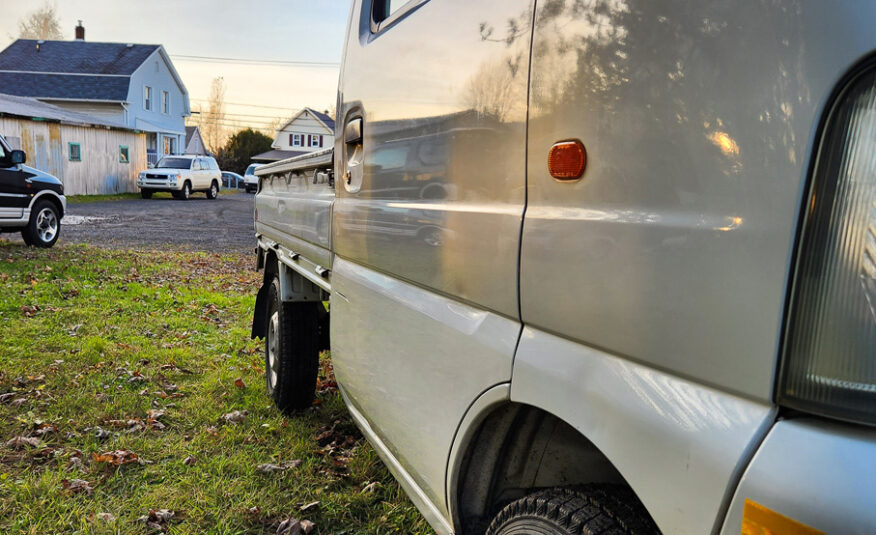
top-left (246, 164), bottom-right (260, 175)
top-left (161, 91), bottom-right (169, 114)
top-left (369, 145), bottom-right (408, 170)
top-left (156, 157), bottom-right (191, 169)
top-left (119, 146), bottom-right (129, 164)
top-left (144, 86), bottom-right (152, 110)
top-left (68, 143), bottom-right (81, 162)
top-left (0, 141), bottom-right (6, 160)
top-left (374, 0), bottom-right (411, 22)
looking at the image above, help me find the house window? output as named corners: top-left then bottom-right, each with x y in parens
top-left (119, 145), bottom-right (129, 163)
top-left (161, 91), bottom-right (169, 114)
top-left (290, 133), bottom-right (303, 147)
top-left (68, 143), bottom-right (81, 162)
top-left (308, 134), bottom-right (322, 147)
top-left (163, 136), bottom-right (176, 155)
top-left (144, 86), bottom-right (152, 110)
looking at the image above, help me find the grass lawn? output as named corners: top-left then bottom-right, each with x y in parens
top-left (0, 242), bottom-right (432, 534)
top-left (67, 189), bottom-right (246, 204)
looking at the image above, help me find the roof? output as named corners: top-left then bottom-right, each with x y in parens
top-left (0, 72), bottom-right (129, 101)
top-left (0, 92), bottom-right (130, 129)
top-left (185, 126), bottom-right (198, 144)
top-left (251, 149), bottom-right (310, 162)
top-left (276, 107), bottom-right (336, 135)
top-left (0, 40), bottom-right (160, 75)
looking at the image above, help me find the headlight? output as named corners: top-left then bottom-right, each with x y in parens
top-left (779, 67), bottom-right (876, 425)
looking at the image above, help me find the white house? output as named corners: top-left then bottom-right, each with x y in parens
top-left (253, 107), bottom-right (335, 163)
top-left (184, 126), bottom-right (208, 155)
top-left (0, 22), bottom-right (190, 167)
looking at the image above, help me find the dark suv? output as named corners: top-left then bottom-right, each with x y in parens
top-left (0, 134), bottom-right (66, 247)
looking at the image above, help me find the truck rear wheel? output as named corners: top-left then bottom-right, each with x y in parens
top-left (264, 276), bottom-right (320, 413)
top-left (486, 486), bottom-right (659, 535)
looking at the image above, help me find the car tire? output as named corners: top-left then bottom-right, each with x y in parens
top-left (486, 486), bottom-right (659, 535)
top-left (21, 199), bottom-right (60, 249)
top-left (174, 181), bottom-right (192, 200)
top-left (206, 180), bottom-right (219, 200)
top-left (141, 190), bottom-right (153, 199)
top-left (264, 276), bottom-right (320, 413)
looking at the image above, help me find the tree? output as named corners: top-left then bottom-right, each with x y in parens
top-left (217, 129), bottom-right (273, 175)
top-left (200, 77), bottom-right (227, 153)
top-left (18, 3), bottom-right (64, 40)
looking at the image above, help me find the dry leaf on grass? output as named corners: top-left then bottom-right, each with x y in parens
top-left (234, 377), bottom-right (246, 388)
top-left (96, 512), bottom-right (115, 522)
top-left (61, 478), bottom-right (93, 495)
top-left (256, 460), bottom-right (302, 473)
top-left (222, 410), bottom-right (248, 424)
top-left (6, 436), bottom-right (40, 449)
top-left (92, 449), bottom-right (139, 466)
top-left (276, 517), bottom-right (314, 535)
top-left (138, 508), bottom-right (175, 532)
top-left (300, 501), bottom-right (319, 512)
top-left (183, 456), bottom-right (197, 466)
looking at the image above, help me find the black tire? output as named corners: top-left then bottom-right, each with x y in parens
top-left (206, 180), bottom-right (219, 200)
top-left (21, 199), bottom-right (60, 248)
top-left (174, 181), bottom-right (192, 200)
top-left (264, 276), bottom-right (320, 413)
top-left (486, 486), bottom-right (659, 535)
top-left (141, 190), bottom-right (153, 199)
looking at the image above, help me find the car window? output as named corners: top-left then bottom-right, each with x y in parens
top-left (156, 157), bottom-right (192, 169)
top-left (369, 145), bottom-right (408, 170)
top-left (246, 164), bottom-right (259, 175)
top-left (210, 159), bottom-right (219, 170)
top-left (192, 159), bottom-right (201, 170)
top-left (373, 0), bottom-right (412, 23)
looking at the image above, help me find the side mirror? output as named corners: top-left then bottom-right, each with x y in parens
top-left (9, 150), bottom-right (25, 165)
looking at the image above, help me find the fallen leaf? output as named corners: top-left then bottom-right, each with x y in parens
top-left (6, 436), bottom-right (40, 449)
top-left (277, 517), bottom-right (315, 535)
top-left (183, 456), bottom-right (197, 466)
top-left (92, 449), bottom-right (139, 466)
top-left (257, 460), bottom-right (301, 473)
top-left (234, 378), bottom-right (246, 389)
top-left (96, 512), bottom-right (115, 522)
top-left (300, 501), bottom-right (319, 512)
top-left (222, 410), bottom-right (248, 424)
top-left (61, 478), bottom-right (93, 495)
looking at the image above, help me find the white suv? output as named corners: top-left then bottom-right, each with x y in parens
top-left (138, 155), bottom-right (221, 200)
top-left (243, 163), bottom-right (261, 193)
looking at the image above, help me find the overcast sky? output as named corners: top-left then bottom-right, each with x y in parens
top-left (0, 1), bottom-right (351, 131)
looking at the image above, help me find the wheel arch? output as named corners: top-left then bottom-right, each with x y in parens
top-left (449, 394), bottom-right (644, 535)
top-left (30, 191), bottom-right (64, 218)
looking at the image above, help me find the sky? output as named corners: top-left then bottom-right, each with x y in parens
top-left (0, 0), bottom-right (352, 134)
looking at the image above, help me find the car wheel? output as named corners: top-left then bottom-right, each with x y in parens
top-left (21, 199), bottom-right (60, 248)
top-left (176, 181), bottom-right (191, 200)
top-left (206, 180), bottom-right (219, 200)
top-left (141, 190), bottom-right (153, 199)
top-left (486, 486), bottom-right (659, 535)
top-left (264, 276), bottom-right (320, 413)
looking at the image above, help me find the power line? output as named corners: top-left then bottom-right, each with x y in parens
top-left (190, 98), bottom-right (305, 112)
top-left (171, 54), bottom-right (339, 67)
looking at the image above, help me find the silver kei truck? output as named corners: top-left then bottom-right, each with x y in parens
top-left (251, 1), bottom-right (876, 534)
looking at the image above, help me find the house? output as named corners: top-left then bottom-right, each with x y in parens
top-left (252, 107), bottom-right (335, 163)
top-left (0, 92), bottom-right (146, 195)
top-left (0, 22), bottom-right (190, 167)
top-left (184, 126), bottom-right (208, 155)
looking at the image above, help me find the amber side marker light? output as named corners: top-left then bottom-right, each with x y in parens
top-left (548, 140), bottom-right (586, 180)
top-left (741, 500), bottom-right (823, 535)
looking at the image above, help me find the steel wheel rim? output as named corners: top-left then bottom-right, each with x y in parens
top-left (211, 184), bottom-right (218, 197)
top-left (267, 311), bottom-right (280, 390)
top-left (36, 208), bottom-right (57, 242)
top-left (183, 184), bottom-right (190, 199)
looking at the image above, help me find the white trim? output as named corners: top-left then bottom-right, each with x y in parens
top-left (38, 97), bottom-right (125, 104)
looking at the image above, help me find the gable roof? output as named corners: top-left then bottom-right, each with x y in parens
top-left (0, 72), bottom-right (129, 101)
top-left (277, 107), bottom-right (336, 134)
top-left (0, 40), bottom-right (160, 75)
top-left (0, 92), bottom-right (130, 130)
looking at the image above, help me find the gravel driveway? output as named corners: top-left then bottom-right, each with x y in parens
top-left (9, 192), bottom-right (257, 253)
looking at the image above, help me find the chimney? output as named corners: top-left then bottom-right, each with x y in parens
top-left (75, 21), bottom-right (85, 41)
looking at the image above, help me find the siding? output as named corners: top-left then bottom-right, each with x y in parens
top-left (0, 117), bottom-right (146, 195)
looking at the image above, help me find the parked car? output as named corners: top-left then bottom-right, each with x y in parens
top-left (137, 155), bottom-right (221, 200)
top-left (243, 163), bottom-right (261, 193)
top-left (251, 2), bottom-right (876, 535)
top-left (0, 133), bottom-right (65, 248)
top-left (222, 171), bottom-right (244, 189)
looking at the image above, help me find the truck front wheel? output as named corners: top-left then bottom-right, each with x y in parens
top-left (264, 276), bottom-right (320, 413)
top-left (486, 486), bottom-right (659, 535)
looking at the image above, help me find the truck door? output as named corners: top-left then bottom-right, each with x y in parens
top-left (0, 143), bottom-right (27, 220)
top-left (331, 0), bottom-right (534, 519)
